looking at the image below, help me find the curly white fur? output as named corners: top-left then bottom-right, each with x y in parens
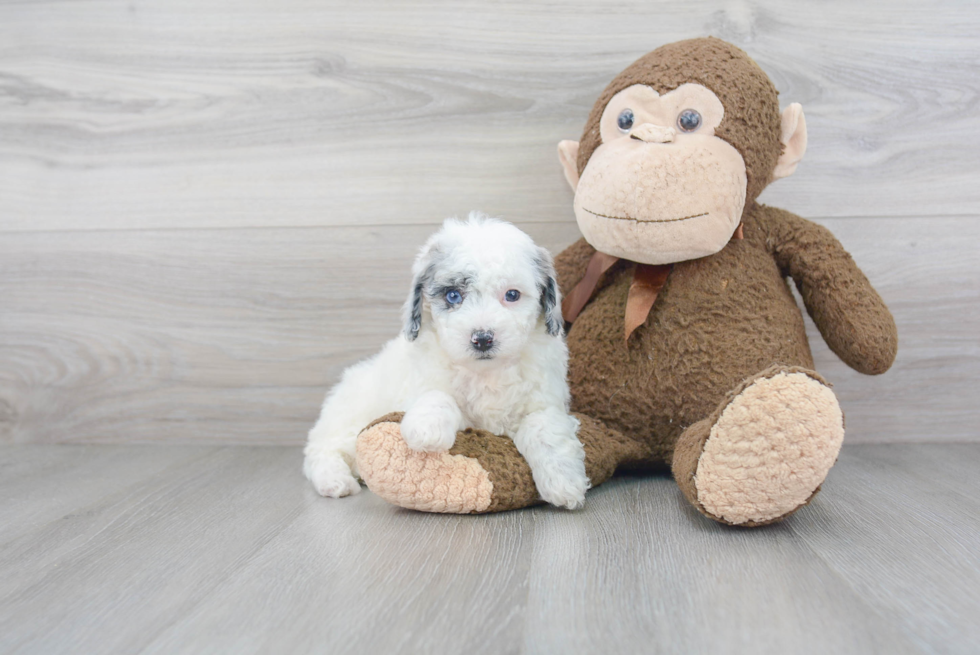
top-left (303, 213), bottom-right (589, 509)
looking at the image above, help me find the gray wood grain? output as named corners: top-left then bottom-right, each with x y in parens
top-left (790, 444), bottom-right (980, 653)
top-left (0, 444), bottom-right (217, 546)
top-left (0, 446), bottom-right (311, 653)
top-left (2, 217), bottom-right (976, 445)
top-left (2, 443), bottom-right (977, 654)
top-left (1, 0), bottom-right (977, 447)
top-left (0, 0), bottom-right (978, 233)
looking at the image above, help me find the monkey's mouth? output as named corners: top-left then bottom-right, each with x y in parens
top-left (582, 207), bottom-right (708, 224)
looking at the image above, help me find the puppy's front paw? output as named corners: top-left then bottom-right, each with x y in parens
top-left (401, 409), bottom-right (458, 452)
top-left (304, 452), bottom-right (361, 498)
top-left (534, 459), bottom-right (590, 510)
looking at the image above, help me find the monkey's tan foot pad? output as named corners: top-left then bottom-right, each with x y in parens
top-left (356, 413), bottom-right (541, 514)
top-left (693, 369), bottom-right (844, 526)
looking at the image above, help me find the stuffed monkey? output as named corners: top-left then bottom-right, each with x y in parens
top-left (355, 37), bottom-right (897, 526)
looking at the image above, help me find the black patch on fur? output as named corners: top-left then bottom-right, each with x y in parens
top-left (405, 281), bottom-right (424, 341)
top-left (431, 276), bottom-right (472, 311)
top-left (535, 251), bottom-right (563, 337)
top-left (404, 263), bottom-right (435, 341)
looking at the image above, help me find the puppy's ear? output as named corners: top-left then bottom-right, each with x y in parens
top-left (535, 248), bottom-right (564, 337)
top-left (403, 275), bottom-right (425, 341)
top-left (403, 239), bottom-right (440, 341)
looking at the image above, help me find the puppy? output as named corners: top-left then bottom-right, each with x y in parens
top-left (303, 212), bottom-right (589, 509)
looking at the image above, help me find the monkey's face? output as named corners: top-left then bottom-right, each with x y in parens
top-left (572, 83), bottom-right (747, 265)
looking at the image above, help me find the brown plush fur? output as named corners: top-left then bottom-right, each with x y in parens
top-left (558, 202), bottom-right (896, 471)
top-left (463, 412), bottom-right (654, 512)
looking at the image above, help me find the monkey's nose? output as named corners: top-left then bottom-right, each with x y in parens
top-left (471, 330), bottom-right (494, 352)
top-left (630, 123), bottom-right (675, 143)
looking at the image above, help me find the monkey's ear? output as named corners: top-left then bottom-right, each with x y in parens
top-left (535, 249), bottom-right (564, 337)
top-left (772, 103), bottom-right (807, 181)
top-left (557, 140), bottom-right (580, 191)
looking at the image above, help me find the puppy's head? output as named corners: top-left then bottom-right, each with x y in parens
top-left (403, 212), bottom-right (563, 365)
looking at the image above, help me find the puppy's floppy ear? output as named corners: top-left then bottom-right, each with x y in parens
top-left (535, 248), bottom-right (564, 337)
top-left (403, 274), bottom-right (426, 341)
top-left (403, 238), bottom-right (440, 341)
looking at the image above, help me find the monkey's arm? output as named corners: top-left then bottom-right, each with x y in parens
top-left (554, 237), bottom-right (597, 300)
top-left (763, 206), bottom-right (898, 375)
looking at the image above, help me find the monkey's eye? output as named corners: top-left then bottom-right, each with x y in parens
top-left (617, 109), bottom-right (635, 133)
top-left (504, 289), bottom-right (521, 302)
top-left (445, 289), bottom-right (463, 306)
top-left (677, 109), bottom-right (702, 132)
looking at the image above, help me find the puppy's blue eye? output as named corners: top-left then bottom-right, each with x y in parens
top-left (677, 109), bottom-right (702, 132)
top-left (445, 289), bottom-right (463, 306)
top-left (617, 109), bottom-right (634, 132)
top-left (505, 289), bottom-right (521, 302)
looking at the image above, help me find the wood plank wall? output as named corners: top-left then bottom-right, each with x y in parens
top-left (1, 0), bottom-right (978, 445)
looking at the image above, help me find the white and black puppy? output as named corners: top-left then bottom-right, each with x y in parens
top-left (303, 212), bottom-right (589, 509)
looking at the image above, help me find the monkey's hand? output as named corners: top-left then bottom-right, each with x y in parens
top-left (765, 206), bottom-right (898, 375)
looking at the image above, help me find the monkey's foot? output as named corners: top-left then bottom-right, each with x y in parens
top-left (355, 413), bottom-right (540, 513)
top-left (672, 367), bottom-right (844, 526)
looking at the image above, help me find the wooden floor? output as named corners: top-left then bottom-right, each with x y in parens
top-left (1, 443), bottom-right (977, 654)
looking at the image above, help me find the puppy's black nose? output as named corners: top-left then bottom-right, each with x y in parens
top-left (471, 330), bottom-right (494, 352)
